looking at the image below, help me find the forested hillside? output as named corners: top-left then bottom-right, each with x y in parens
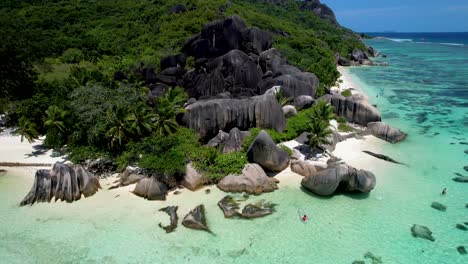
top-left (0, 0), bottom-right (366, 184)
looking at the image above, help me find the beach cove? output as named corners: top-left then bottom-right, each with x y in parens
top-left (2, 44), bottom-right (467, 263)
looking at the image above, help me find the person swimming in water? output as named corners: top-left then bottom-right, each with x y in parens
top-left (441, 188), bottom-right (447, 195)
top-left (302, 215), bottom-right (308, 222)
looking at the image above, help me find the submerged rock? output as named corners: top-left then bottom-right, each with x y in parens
top-left (301, 163), bottom-right (376, 196)
top-left (457, 246), bottom-right (467, 255)
top-left (456, 224), bottom-right (467, 231)
top-left (367, 122), bottom-right (407, 143)
top-left (362, 151), bottom-right (406, 165)
top-left (364, 252), bottom-right (383, 264)
top-left (158, 206), bottom-right (178, 233)
top-left (20, 163), bottom-right (101, 206)
top-left (430, 202), bottom-right (447, 212)
top-left (218, 196), bottom-right (241, 218)
top-left (452, 176), bottom-right (468, 183)
top-left (241, 202), bottom-right (276, 218)
top-left (132, 177), bottom-right (168, 201)
top-left (464, 166), bottom-right (468, 172)
top-left (411, 224), bottom-right (435, 242)
top-left (182, 205), bottom-right (210, 232)
top-left (217, 163), bottom-right (278, 195)
top-left (246, 130), bottom-right (290, 172)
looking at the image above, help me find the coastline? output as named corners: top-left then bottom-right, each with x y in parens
top-left (0, 65), bottom-right (388, 203)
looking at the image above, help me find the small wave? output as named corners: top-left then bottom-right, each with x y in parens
top-left (388, 38), bottom-right (413, 43)
top-left (439, 42), bottom-right (464, 46)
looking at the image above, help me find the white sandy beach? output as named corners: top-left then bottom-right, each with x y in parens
top-left (0, 67), bottom-right (390, 210)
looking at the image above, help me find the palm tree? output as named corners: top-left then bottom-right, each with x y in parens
top-left (310, 100), bottom-right (336, 122)
top-left (152, 87), bottom-right (188, 136)
top-left (308, 118), bottom-right (332, 149)
top-left (15, 117), bottom-right (39, 143)
top-left (44, 105), bottom-right (67, 132)
top-left (274, 89), bottom-right (293, 107)
top-left (106, 106), bottom-right (131, 149)
top-left (126, 105), bottom-right (153, 137)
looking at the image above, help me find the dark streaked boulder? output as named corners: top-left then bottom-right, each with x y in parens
top-left (246, 130), bottom-right (290, 172)
top-left (294, 95), bottom-right (315, 110)
top-left (218, 195), bottom-right (241, 218)
top-left (367, 122), bottom-right (407, 143)
top-left (323, 94), bottom-right (381, 126)
top-left (351, 49), bottom-right (368, 62)
top-left (20, 163), bottom-right (101, 206)
top-left (241, 28), bottom-right (274, 55)
top-left (182, 94), bottom-right (286, 141)
top-left (207, 130), bottom-right (230, 148)
top-left (223, 127), bottom-right (251, 153)
top-left (159, 206), bottom-right (178, 233)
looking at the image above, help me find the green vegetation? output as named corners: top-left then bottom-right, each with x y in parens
top-left (0, 0), bottom-right (363, 182)
top-left (341, 89), bottom-right (352, 97)
top-left (274, 89), bottom-right (293, 107)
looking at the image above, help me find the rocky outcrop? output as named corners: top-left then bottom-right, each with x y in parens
top-left (322, 94), bottom-right (381, 126)
top-left (183, 15), bottom-right (272, 59)
top-left (217, 163), bottom-right (278, 194)
top-left (182, 94), bottom-right (286, 141)
top-left (367, 122), bottom-right (407, 143)
top-left (182, 205), bottom-right (210, 232)
top-left (282, 105), bottom-right (297, 118)
top-left (246, 130), bottom-right (290, 172)
top-left (351, 49), bottom-right (368, 62)
top-left (335, 53), bottom-right (351, 66)
top-left (20, 163), bottom-right (101, 206)
top-left (291, 160), bottom-right (317, 177)
top-left (159, 206), bottom-right (178, 233)
top-left (132, 177), bottom-right (168, 201)
top-left (207, 130), bottom-right (229, 148)
top-left (411, 224), bottom-right (435, 242)
top-left (182, 162), bottom-right (210, 191)
top-left (258, 72), bottom-right (319, 98)
top-left (301, 163), bottom-right (376, 196)
top-left (300, 0), bottom-right (338, 24)
top-left (222, 127), bottom-right (251, 153)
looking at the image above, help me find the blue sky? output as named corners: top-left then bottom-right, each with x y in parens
top-left (322, 0), bottom-right (468, 32)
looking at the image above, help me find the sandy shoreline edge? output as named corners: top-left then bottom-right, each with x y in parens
top-left (0, 66), bottom-right (390, 210)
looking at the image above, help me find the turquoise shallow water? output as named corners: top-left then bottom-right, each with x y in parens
top-left (1, 38), bottom-right (468, 263)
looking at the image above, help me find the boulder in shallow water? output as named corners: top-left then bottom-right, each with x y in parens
top-left (20, 162), bottom-right (101, 206)
top-left (464, 166), bottom-right (468, 172)
top-left (301, 163), bottom-right (376, 196)
top-left (218, 195), bottom-right (241, 218)
top-left (411, 224), bottom-right (435, 242)
top-left (246, 130), bottom-right (290, 172)
top-left (132, 177), bottom-right (168, 200)
top-left (452, 176), bottom-right (468, 183)
top-left (457, 246), bottom-right (467, 255)
top-left (158, 206), bottom-right (178, 233)
top-left (217, 163), bottom-right (278, 195)
top-left (430, 202), bottom-right (447, 212)
top-left (367, 122), bottom-right (407, 143)
top-left (456, 223), bottom-right (467, 231)
top-left (182, 205), bottom-right (210, 232)
top-left (241, 202), bottom-right (276, 218)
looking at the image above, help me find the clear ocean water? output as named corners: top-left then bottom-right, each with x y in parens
top-left (1, 34), bottom-right (467, 264)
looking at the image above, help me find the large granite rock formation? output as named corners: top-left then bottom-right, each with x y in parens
top-left (246, 130), bottom-right (290, 172)
top-left (367, 122), bottom-right (407, 143)
top-left (217, 163), bottom-right (278, 194)
top-left (182, 162), bottom-right (210, 191)
top-left (132, 177), bottom-right (168, 200)
top-left (181, 94), bottom-right (286, 140)
top-left (300, 0), bottom-right (338, 24)
top-left (291, 160), bottom-right (317, 177)
top-left (301, 163), bottom-right (376, 196)
top-left (20, 162), bottom-right (101, 206)
top-left (321, 94), bottom-right (381, 126)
